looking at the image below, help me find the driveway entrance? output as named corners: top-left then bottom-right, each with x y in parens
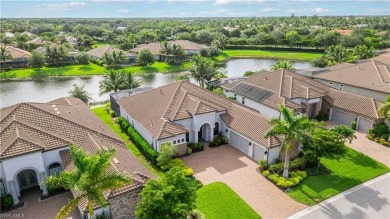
top-left (182, 144), bottom-right (307, 219)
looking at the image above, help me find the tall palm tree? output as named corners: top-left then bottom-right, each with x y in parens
top-left (121, 71), bottom-right (141, 89)
top-left (270, 60), bottom-right (295, 72)
top-left (265, 105), bottom-right (319, 178)
top-left (160, 41), bottom-right (173, 62)
top-left (99, 70), bottom-right (124, 94)
top-left (0, 46), bottom-right (12, 64)
top-left (190, 54), bottom-right (217, 89)
top-left (45, 145), bottom-right (131, 219)
top-left (378, 94), bottom-right (390, 122)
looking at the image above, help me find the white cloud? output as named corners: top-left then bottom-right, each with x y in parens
top-left (259, 7), bottom-right (276, 13)
top-left (215, 0), bottom-right (265, 5)
top-left (312, 7), bottom-right (332, 14)
top-left (35, 1), bottom-right (87, 11)
top-left (117, 9), bottom-right (130, 13)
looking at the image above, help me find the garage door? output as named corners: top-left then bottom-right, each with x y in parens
top-left (252, 144), bottom-right (266, 161)
top-left (330, 108), bottom-right (355, 126)
top-left (230, 131), bottom-right (250, 155)
top-left (357, 117), bottom-right (373, 133)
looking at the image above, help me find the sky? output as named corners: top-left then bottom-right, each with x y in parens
top-left (1, 0), bottom-right (389, 18)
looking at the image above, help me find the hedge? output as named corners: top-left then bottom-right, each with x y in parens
top-left (117, 117), bottom-right (158, 164)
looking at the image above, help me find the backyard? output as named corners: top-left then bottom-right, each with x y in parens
top-left (215, 49), bottom-right (323, 62)
top-left (196, 182), bottom-right (260, 219)
top-left (91, 106), bottom-right (162, 176)
top-left (287, 148), bottom-right (390, 206)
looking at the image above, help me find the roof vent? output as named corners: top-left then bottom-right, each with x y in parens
top-left (113, 158), bottom-right (119, 164)
top-left (54, 108), bottom-right (58, 111)
top-left (52, 105), bottom-right (56, 107)
top-left (56, 111), bottom-right (60, 114)
top-left (68, 111), bottom-right (71, 114)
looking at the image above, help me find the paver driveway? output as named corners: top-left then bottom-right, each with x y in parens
top-left (182, 144), bottom-right (307, 219)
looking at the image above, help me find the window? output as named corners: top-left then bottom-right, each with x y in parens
top-left (182, 138), bottom-right (185, 143)
top-left (234, 94), bottom-right (237, 100)
top-left (339, 84), bottom-right (344, 91)
top-left (0, 180), bottom-right (6, 196)
top-left (173, 140), bottom-right (177, 144)
top-left (214, 122), bottom-right (220, 135)
top-left (186, 133), bottom-right (189, 142)
top-left (48, 163), bottom-right (62, 176)
top-left (242, 97), bottom-right (245, 105)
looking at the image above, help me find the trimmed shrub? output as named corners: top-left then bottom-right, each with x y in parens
top-left (1, 194), bottom-right (13, 209)
top-left (160, 158), bottom-right (186, 171)
top-left (264, 170), bottom-right (307, 189)
top-left (186, 147), bottom-right (193, 155)
top-left (209, 135), bottom-right (228, 147)
top-left (350, 122), bottom-right (357, 130)
top-left (184, 168), bottom-right (194, 177)
top-left (315, 112), bottom-right (329, 121)
top-left (373, 123), bottom-right (390, 137)
top-left (258, 160), bottom-right (269, 171)
top-left (262, 170), bottom-right (270, 177)
top-left (187, 143), bottom-right (204, 153)
top-left (268, 157), bottom-right (306, 173)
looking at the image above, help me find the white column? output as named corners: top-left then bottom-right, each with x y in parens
top-left (210, 126), bottom-right (214, 141)
top-left (194, 130), bottom-right (199, 143)
top-left (39, 171), bottom-right (48, 196)
top-left (8, 180), bottom-right (19, 205)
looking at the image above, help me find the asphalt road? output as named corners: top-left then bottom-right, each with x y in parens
top-left (288, 173), bottom-right (390, 219)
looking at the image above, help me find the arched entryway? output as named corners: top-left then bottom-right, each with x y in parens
top-left (17, 169), bottom-right (38, 191)
top-left (198, 123), bottom-right (212, 142)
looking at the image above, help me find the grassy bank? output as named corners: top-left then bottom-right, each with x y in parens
top-left (91, 106), bottom-right (163, 177)
top-left (287, 148), bottom-right (389, 206)
top-left (122, 61), bottom-right (191, 73)
top-left (196, 182), bottom-right (260, 219)
top-left (215, 49), bottom-right (323, 62)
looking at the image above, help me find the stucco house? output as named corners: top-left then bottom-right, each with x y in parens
top-left (117, 81), bottom-right (282, 164)
top-left (311, 59), bottom-right (390, 102)
top-left (87, 45), bottom-right (136, 63)
top-left (221, 69), bottom-right (384, 133)
top-left (0, 97), bottom-right (154, 219)
top-left (0, 45), bottom-right (31, 70)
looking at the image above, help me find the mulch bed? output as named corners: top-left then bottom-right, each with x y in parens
top-left (1, 202), bottom-right (25, 213)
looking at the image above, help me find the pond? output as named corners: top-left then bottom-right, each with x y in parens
top-left (0, 59), bottom-right (316, 108)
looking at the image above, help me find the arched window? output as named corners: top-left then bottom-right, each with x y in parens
top-left (0, 179), bottom-right (6, 196)
top-left (214, 122), bottom-right (220, 135)
top-left (48, 163), bottom-right (62, 176)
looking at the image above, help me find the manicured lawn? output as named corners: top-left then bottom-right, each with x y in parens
top-left (196, 182), bottom-right (260, 219)
top-left (92, 42), bottom-right (109, 48)
top-left (91, 106), bottom-right (162, 177)
top-left (215, 49), bottom-right (323, 62)
top-left (288, 148), bottom-right (390, 206)
top-left (122, 61), bottom-right (192, 73)
top-left (1, 63), bottom-right (106, 79)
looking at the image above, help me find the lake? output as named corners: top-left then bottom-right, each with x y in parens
top-left (0, 59), bottom-right (316, 108)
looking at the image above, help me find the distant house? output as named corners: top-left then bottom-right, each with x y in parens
top-left (221, 69), bottom-right (384, 133)
top-left (21, 31), bottom-right (36, 39)
top-left (65, 36), bottom-right (79, 48)
top-left (0, 45), bottom-right (31, 69)
top-left (117, 81), bottom-right (282, 164)
top-left (34, 43), bottom-right (79, 65)
top-left (87, 45), bottom-right (135, 63)
top-left (131, 40), bottom-right (208, 61)
top-left (311, 59), bottom-right (390, 102)
top-left (0, 97), bottom-right (154, 219)
top-left (26, 37), bottom-right (48, 49)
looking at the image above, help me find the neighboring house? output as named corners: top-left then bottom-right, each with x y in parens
top-left (66, 36), bottom-right (79, 48)
top-left (21, 31), bottom-right (36, 39)
top-left (87, 45), bottom-right (136, 63)
top-left (131, 40), bottom-right (208, 60)
top-left (34, 43), bottom-right (79, 64)
top-left (0, 45), bottom-right (31, 69)
top-left (26, 37), bottom-right (48, 47)
top-left (110, 87), bottom-right (154, 116)
top-left (0, 97), bottom-right (154, 219)
top-left (117, 81), bottom-right (282, 164)
top-left (221, 69), bottom-right (384, 133)
top-left (312, 59), bottom-right (390, 101)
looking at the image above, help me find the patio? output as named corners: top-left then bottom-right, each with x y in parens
top-left (2, 187), bottom-right (81, 219)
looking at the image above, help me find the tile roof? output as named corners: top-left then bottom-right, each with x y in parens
top-left (26, 37), bottom-right (47, 45)
top-left (325, 88), bottom-right (383, 120)
top-left (313, 60), bottom-right (390, 93)
top-left (131, 40), bottom-right (207, 55)
top-left (118, 81), bottom-right (280, 147)
top-left (221, 70), bottom-right (329, 111)
top-left (0, 46), bottom-right (31, 61)
top-left (87, 45), bottom-right (134, 59)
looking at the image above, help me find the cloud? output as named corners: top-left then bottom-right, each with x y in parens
top-left (35, 1), bottom-right (87, 11)
top-left (259, 7), bottom-right (276, 13)
top-left (312, 7), bottom-right (332, 14)
top-left (117, 9), bottom-right (130, 13)
top-left (215, 0), bottom-right (265, 5)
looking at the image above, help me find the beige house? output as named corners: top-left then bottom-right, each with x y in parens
top-left (0, 45), bottom-right (31, 69)
top-left (312, 59), bottom-right (390, 102)
top-left (87, 45), bottom-right (135, 62)
top-left (0, 97), bottom-right (154, 219)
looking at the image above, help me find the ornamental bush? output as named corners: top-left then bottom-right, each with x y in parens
top-left (263, 170), bottom-right (307, 189)
top-left (1, 194), bottom-right (13, 209)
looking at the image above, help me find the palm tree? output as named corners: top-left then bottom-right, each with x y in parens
top-left (265, 105), bottom-right (319, 178)
top-left (171, 44), bottom-right (185, 63)
top-left (190, 54), bottom-right (217, 89)
top-left (121, 71), bottom-right (141, 89)
top-left (353, 45), bottom-right (374, 59)
top-left (45, 145), bottom-right (131, 219)
top-left (0, 46), bottom-right (12, 64)
top-left (270, 60), bottom-right (295, 71)
top-left (325, 45), bottom-right (350, 64)
top-left (99, 70), bottom-right (125, 94)
top-left (160, 41), bottom-right (173, 62)
top-left (378, 94), bottom-right (390, 122)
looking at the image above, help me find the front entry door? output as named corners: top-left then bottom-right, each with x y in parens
top-left (18, 170), bottom-right (38, 190)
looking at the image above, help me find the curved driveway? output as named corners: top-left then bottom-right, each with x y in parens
top-left (182, 144), bottom-right (307, 219)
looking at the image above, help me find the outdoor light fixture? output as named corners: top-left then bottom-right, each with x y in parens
top-left (225, 129), bottom-right (228, 133)
top-left (264, 151), bottom-right (268, 155)
top-left (249, 142), bottom-right (252, 146)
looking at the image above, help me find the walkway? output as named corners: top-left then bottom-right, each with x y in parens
top-left (326, 122), bottom-right (390, 167)
top-left (1, 187), bottom-right (80, 219)
top-left (289, 173), bottom-right (390, 219)
top-left (182, 144), bottom-right (307, 219)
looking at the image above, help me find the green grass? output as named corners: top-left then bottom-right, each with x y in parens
top-left (91, 106), bottom-right (163, 177)
top-left (1, 63), bottom-right (106, 79)
top-left (215, 49), bottom-right (323, 62)
top-left (92, 42), bottom-right (109, 48)
top-left (288, 148), bottom-right (390, 206)
top-left (196, 182), bottom-right (260, 219)
top-left (122, 61), bottom-right (192, 73)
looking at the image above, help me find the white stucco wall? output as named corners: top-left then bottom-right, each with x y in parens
top-left (2, 152), bottom-right (45, 180)
top-left (268, 147), bottom-right (280, 164)
top-left (42, 147), bottom-right (68, 172)
top-left (157, 133), bottom-right (187, 152)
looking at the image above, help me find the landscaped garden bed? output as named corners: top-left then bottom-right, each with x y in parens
top-left (1, 194), bottom-right (24, 213)
top-left (208, 134), bottom-right (229, 147)
top-left (367, 123), bottom-right (390, 147)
